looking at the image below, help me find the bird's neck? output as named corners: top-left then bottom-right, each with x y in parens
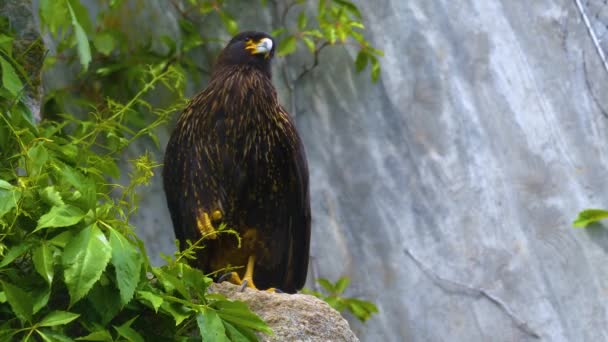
top-left (209, 65), bottom-right (280, 117)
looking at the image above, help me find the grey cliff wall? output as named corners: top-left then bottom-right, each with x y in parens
top-left (36, 0), bottom-right (608, 341)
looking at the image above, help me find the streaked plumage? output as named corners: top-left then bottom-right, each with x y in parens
top-left (163, 31), bottom-right (310, 293)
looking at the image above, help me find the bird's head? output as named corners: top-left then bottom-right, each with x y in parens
top-left (216, 31), bottom-right (276, 76)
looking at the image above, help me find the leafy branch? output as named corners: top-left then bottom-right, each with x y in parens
top-left (303, 277), bottom-right (379, 323)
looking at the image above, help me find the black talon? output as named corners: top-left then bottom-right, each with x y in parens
top-left (239, 279), bottom-right (248, 292)
top-left (217, 272), bottom-right (233, 283)
top-left (274, 288), bottom-right (284, 293)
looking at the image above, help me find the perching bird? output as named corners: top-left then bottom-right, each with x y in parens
top-left (163, 31), bottom-right (310, 293)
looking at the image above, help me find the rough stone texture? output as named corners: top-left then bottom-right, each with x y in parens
top-left (209, 282), bottom-right (359, 342)
top-left (1, 0), bottom-right (44, 122)
top-left (34, 0), bottom-right (608, 341)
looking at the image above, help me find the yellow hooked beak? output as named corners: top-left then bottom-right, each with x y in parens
top-left (245, 37), bottom-right (273, 58)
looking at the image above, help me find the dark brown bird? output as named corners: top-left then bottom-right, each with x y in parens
top-left (163, 31), bottom-right (310, 293)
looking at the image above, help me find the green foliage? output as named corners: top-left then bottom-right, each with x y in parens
top-left (573, 209), bottom-right (608, 228)
top-left (273, 0), bottom-right (383, 81)
top-left (0, 11), bottom-right (272, 341)
top-left (303, 277), bottom-right (378, 323)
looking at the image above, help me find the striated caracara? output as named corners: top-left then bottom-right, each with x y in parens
top-left (163, 31), bottom-right (311, 293)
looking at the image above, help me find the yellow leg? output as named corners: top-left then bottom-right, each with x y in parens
top-left (221, 255), bottom-right (275, 292)
top-left (197, 209), bottom-right (222, 239)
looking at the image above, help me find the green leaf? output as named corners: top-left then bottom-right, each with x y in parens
top-left (0, 34), bottom-right (14, 54)
top-left (67, 0), bottom-right (92, 70)
top-left (137, 291), bottom-right (163, 312)
top-left (302, 36), bottom-right (315, 54)
top-left (160, 302), bottom-right (191, 326)
top-left (33, 283), bottom-right (52, 314)
top-left (214, 300), bottom-right (273, 335)
top-left (93, 32), bottom-right (115, 56)
top-left (297, 12), bottom-right (308, 30)
top-left (0, 241), bottom-right (32, 267)
top-left (271, 27), bottom-right (286, 37)
top-left (197, 310), bottom-right (229, 342)
top-left (40, 186), bottom-right (64, 207)
top-left (75, 330), bottom-right (113, 341)
top-left (0, 291), bottom-right (5, 303)
top-left (37, 329), bottom-right (75, 342)
top-left (370, 55), bottom-right (381, 82)
top-left (39, 310), bottom-right (80, 327)
top-left (0, 183), bottom-right (21, 218)
top-left (27, 143), bottom-right (49, 177)
top-left (573, 209), bottom-right (608, 227)
top-left (223, 321), bottom-right (257, 342)
top-left (0, 56), bottom-right (22, 96)
top-left (62, 224), bottom-right (112, 305)
top-left (334, 276), bottom-right (350, 294)
top-left (333, 0), bottom-right (362, 18)
top-left (109, 228), bottom-right (142, 306)
top-left (1, 280), bottom-right (33, 322)
top-left (35, 204), bottom-right (86, 231)
top-left (87, 281), bottom-right (123, 324)
top-left (317, 278), bottom-right (335, 293)
top-left (219, 11), bottom-right (239, 36)
top-left (50, 230), bottom-right (74, 248)
top-left (33, 243), bottom-right (55, 284)
top-left (114, 317), bottom-right (144, 342)
top-left (278, 35), bottom-right (297, 56)
top-left (354, 50), bottom-right (368, 72)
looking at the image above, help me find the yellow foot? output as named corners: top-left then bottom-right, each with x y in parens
top-left (196, 209), bottom-right (222, 239)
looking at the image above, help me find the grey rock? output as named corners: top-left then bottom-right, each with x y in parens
top-left (209, 282), bottom-right (359, 342)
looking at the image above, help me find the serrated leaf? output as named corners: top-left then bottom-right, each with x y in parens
top-left (39, 310), bottom-right (80, 327)
top-left (0, 241), bottom-right (32, 267)
top-left (297, 12), bottom-right (308, 30)
top-left (334, 277), bottom-right (350, 294)
top-left (33, 243), bottom-right (55, 284)
top-left (197, 310), bottom-right (229, 342)
top-left (114, 317), bottom-right (144, 342)
top-left (87, 281), bottom-right (122, 324)
top-left (75, 330), bottom-right (113, 341)
top-left (40, 186), bottom-right (64, 207)
top-left (108, 228), bottom-right (142, 306)
top-left (27, 143), bottom-right (49, 177)
top-left (1, 280), bottom-right (33, 322)
top-left (36, 204), bottom-right (86, 231)
top-left (161, 302), bottom-right (191, 325)
top-left (214, 300), bottom-right (273, 335)
top-left (223, 321), bottom-right (257, 342)
top-left (33, 283), bottom-right (51, 314)
top-left (67, 0), bottom-right (91, 70)
top-left (573, 209), bottom-right (608, 227)
top-left (137, 291), bottom-right (163, 312)
top-left (50, 230), bottom-right (74, 248)
top-left (93, 32), bottom-right (115, 56)
top-left (0, 184), bottom-right (20, 219)
top-left (354, 50), bottom-right (368, 72)
top-left (63, 224), bottom-right (112, 305)
top-left (0, 56), bottom-right (22, 96)
top-left (278, 35), bottom-right (297, 56)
